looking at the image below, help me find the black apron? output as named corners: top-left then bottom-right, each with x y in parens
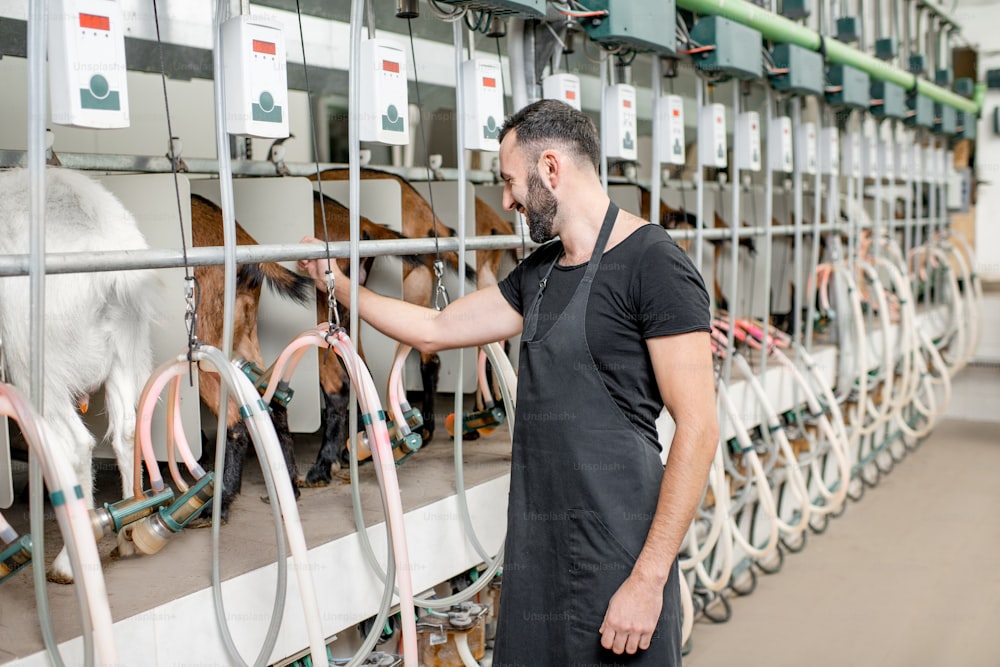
top-left (492, 203), bottom-right (682, 666)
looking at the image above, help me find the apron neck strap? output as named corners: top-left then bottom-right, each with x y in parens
top-left (581, 201), bottom-right (620, 284)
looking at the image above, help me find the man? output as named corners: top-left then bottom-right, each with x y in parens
top-left (300, 99), bottom-right (719, 665)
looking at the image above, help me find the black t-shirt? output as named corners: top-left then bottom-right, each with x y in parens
top-left (499, 223), bottom-right (711, 447)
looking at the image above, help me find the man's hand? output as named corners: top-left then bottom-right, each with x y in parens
top-left (599, 573), bottom-right (664, 654)
top-left (297, 236), bottom-right (347, 293)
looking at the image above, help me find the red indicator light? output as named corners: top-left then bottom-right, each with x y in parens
top-left (623, 100), bottom-right (632, 108)
top-left (253, 40), bottom-right (276, 55)
top-left (482, 77), bottom-right (496, 88)
top-left (672, 109), bottom-right (680, 117)
top-left (566, 90), bottom-right (576, 100)
top-left (383, 60), bottom-right (400, 73)
top-left (80, 13), bottom-right (110, 30)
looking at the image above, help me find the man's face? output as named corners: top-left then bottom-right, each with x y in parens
top-left (500, 132), bottom-right (559, 243)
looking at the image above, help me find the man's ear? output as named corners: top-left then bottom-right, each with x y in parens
top-left (538, 149), bottom-right (560, 189)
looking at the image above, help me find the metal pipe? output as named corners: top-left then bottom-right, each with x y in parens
top-left (891, 0), bottom-right (902, 62)
top-left (905, 138), bottom-right (914, 259)
top-left (723, 83), bottom-right (741, 387)
top-left (674, 0), bottom-right (978, 112)
top-left (599, 50), bottom-right (608, 191)
top-left (26, 1), bottom-right (64, 664)
top-left (0, 218), bottom-right (896, 279)
top-left (365, 0), bottom-right (376, 40)
top-left (0, 150), bottom-right (499, 183)
top-left (211, 0), bottom-right (237, 362)
top-left (508, 19), bottom-right (528, 112)
top-left (0, 238), bottom-right (525, 277)
top-left (915, 5), bottom-right (925, 67)
top-left (696, 79), bottom-right (705, 278)
top-left (760, 91), bottom-right (775, 384)
top-left (873, 0), bottom-right (882, 42)
top-left (348, 4), bottom-right (363, 607)
top-left (903, 0), bottom-right (912, 62)
top-left (650, 57), bottom-right (663, 224)
top-left (874, 119), bottom-right (883, 264)
top-left (805, 109), bottom-right (824, 353)
top-left (792, 99), bottom-right (805, 350)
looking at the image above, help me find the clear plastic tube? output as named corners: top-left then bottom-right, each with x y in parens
top-left (196, 345), bottom-right (327, 666)
top-left (0, 384), bottom-right (117, 664)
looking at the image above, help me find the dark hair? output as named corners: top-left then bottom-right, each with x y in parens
top-left (498, 99), bottom-right (601, 173)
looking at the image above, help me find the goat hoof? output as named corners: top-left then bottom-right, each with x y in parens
top-left (111, 530), bottom-right (138, 560)
top-left (46, 568), bottom-right (74, 585)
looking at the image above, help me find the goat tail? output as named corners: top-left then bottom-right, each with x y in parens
top-left (240, 261), bottom-right (313, 306)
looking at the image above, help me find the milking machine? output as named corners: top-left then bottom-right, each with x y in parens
top-left (4, 0), bottom-right (985, 664)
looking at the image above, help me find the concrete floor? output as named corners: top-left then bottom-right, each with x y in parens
top-left (684, 416), bottom-right (1000, 667)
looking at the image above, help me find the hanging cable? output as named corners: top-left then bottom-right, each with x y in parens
top-left (294, 0), bottom-right (336, 296)
top-left (406, 17), bottom-right (450, 309)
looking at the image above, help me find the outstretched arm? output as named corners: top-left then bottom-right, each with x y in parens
top-left (298, 238), bottom-right (523, 353)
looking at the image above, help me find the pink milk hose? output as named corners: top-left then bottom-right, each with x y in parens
top-left (262, 326), bottom-right (419, 667)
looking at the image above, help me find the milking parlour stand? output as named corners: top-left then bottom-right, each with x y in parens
top-left (0, 0), bottom-right (987, 665)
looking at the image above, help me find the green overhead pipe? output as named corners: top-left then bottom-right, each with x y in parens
top-left (675, 0), bottom-right (980, 115)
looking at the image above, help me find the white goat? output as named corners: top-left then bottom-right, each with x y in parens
top-left (0, 168), bottom-right (156, 583)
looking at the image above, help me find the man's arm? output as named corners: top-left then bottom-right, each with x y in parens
top-left (600, 330), bottom-right (719, 655)
top-left (299, 245), bottom-right (523, 353)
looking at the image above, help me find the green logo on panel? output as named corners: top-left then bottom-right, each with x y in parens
top-left (252, 91), bottom-right (283, 123)
top-left (80, 74), bottom-right (120, 111)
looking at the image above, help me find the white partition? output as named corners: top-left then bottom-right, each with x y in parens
top-left (608, 183), bottom-right (643, 219)
top-left (189, 178), bottom-right (319, 433)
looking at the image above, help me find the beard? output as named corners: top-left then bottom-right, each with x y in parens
top-left (524, 170), bottom-right (558, 243)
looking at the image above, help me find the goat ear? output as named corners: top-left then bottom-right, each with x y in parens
top-left (362, 230), bottom-right (371, 241)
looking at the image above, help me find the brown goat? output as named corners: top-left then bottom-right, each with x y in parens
top-left (303, 190), bottom-right (435, 486)
top-left (190, 194), bottom-right (312, 519)
top-left (310, 168), bottom-right (515, 447)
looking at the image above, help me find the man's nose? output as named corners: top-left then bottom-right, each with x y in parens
top-left (502, 186), bottom-right (515, 212)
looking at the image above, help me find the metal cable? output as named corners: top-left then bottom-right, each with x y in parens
top-left (294, 0), bottom-right (334, 279)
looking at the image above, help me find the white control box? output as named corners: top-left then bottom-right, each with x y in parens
top-left (699, 103), bottom-right (727, 168)
top-left (221, 15), bottom-right (289, 138)
top-left (657, 94), bottom-right (686, 166)
top-left (542, 73), bottom-right (581, 111)
top-left (462, 59), bottom-right (504, 152)
top-left (818, 127), bottom-right (839, 175)
top-left (841, 132), bottom-right (861, 178)
top-left (48, 0), bottom-right (130, 128)
top-left (795, 123), bottom-right (817, 175)
top-left (733, 111), bottom-right (761, 172)
top-left (359, 38), bottom-right (410, 145)
top-left (940, 148), bottom-right (950, 186)
top-left (769, 116), bottom-right (794, 173)
top-left (604, 84), bottom-right (637, 161)
top-left (912, 144), bottom-right (922, 182)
